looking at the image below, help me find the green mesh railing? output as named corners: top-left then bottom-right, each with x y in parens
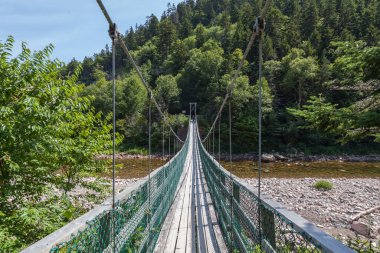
top-left (196, 128), bottom-right (353, 253)
top-left (49, 132), bottom-right (189, 253)
top-left (23, 120), bottom-right (354, 253)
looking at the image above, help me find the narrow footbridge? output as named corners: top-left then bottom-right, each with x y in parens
top-left (23, 121), bottom-right (353, 253)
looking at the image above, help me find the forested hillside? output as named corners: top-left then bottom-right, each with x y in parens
top-left (64, 0), bottom-right (380, 153)
top-left (1, 0), bottom-right (379, 251)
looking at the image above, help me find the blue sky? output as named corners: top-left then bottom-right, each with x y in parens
top-left (0, 0), bottom-right (181, 63)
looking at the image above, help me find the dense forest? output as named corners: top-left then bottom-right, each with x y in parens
top-left (1, 0), bottom-right (379, 251)
top-left (63, 0), bottom-right (380, 154)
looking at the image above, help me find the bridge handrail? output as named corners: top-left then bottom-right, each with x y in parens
top-left (21, 179), bottom-right (143, 253)
top-left (21, 124), bottom-right (190, 253)
top-left (196, 123), bottom-right (354, 253)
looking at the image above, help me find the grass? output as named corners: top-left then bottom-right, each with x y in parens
top-left (313, 180), bottom-right (333, 190)
top-left (124, 147), bottom-right (148, 155)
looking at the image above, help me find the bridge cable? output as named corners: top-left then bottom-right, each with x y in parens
top-left (229, 100), bottom-right (232, 163)
top-left (168, 130), bottom-right (171, 168)
top-left (162, 123), bottom-right (165, 163)
top-left (228, 99), bottom-right (233, 252)
top-left (257, 16), bottom-right (265, 244)
top-left (148, 92), bottom-right (152, 249)
top-left (201, 0), bottom-right (272, 143)
top-left (212, 127), bottom-right (215, 158)
top-left (95, 0), bottom-right (184, 143)
top-left (110, 23), bottom-right (117, 253)
top-left (218, 116), bottom-right (221, 166)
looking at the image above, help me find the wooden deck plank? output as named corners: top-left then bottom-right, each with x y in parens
top-left (165, 177), bottom-right (188, 252)
top-left (153, 124), bottom-right (194, 253)
top-left (154, 122), bottom-right (227, 253)
top-left (195, 143), bottom-right (221, 253)
top-left (175, 160), bottom-right (193, 252)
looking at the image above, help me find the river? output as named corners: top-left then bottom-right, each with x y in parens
top-left (106, 158), bottom-right (380, 179)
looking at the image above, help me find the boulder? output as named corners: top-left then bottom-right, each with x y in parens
top-left (262, 154), bottom-right (276, 162)
top-left (274, 153), bottom-right (288, 161)
top-left (351, 222), bottom-right (370, 236)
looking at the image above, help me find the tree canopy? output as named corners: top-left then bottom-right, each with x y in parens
top-left (63, 0), bottom-right (379, 153)
top-left (0, 37), bottom-right (118, 251)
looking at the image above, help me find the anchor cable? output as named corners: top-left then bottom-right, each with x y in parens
top-left (201, 0), bottom-right (272, 142)
top-left (95, 0), bottom-right (183, 143)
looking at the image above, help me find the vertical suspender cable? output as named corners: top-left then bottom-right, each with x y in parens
top-left (110, 23), bottom-right (117, 253)
top-left (257, 16), bottom-right (264, 244)
top-left (148, 93), bottom-right (152, 248)
top-left (162, 123), bottom-right (165, 162)
top-left (173, 134), bottom-right (176, 155)
top-left (168, 131), bottom-right (171, 167)
top-left (212, 127), bottom-right (215, 158)
top-left (218, 115), bottom-right (221, 166)
top-left (228, 99), bottom-right (234, 251)
top-left (229, 100), bottom-right (232, 163)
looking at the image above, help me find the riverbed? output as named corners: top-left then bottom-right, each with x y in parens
top-left (108, 158), bottom-right (380, 179)
top-left (101, 158), bottom-right (380, 249)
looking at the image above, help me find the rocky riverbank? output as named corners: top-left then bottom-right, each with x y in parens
top-left (61, 176), bottom-right (380, 251)
top-left (245, 178), bottom-right (380, 247)
top-left (54, 177), bottom-right (140, 210)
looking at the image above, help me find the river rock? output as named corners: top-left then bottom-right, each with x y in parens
top-left (351, 222), bottom-right (370, 236)
top-left (262, 154), bottom-right (276, 162)
top-left (274, 153), bottom-right (288, 161)
top-left (245, 177), bottom-right (380, 247)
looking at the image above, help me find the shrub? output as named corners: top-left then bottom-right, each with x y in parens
top-left (313, 180), bottom-right (333, 190)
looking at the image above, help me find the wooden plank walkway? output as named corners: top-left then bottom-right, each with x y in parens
top-left (154, 122), bottom-right (227, 253)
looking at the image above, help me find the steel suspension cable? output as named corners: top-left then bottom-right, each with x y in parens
top-left (95, 0), bottom-right (183, 143)
top-left (173, 135), bottom-right (176, 154)
top-left (212, 128), bottom-right (215, 158)
top-left (168, 131), bottom-right (171, 167)
top-left (229, 100), bottom-right (232, 163)
top-left (257, 16), bottom-right (265, 244)
top-left (228, 99), bottom-right (233, 252)
top-left (111, 27), bottom-right (117, 253)
top-left (162, 123), bottom-right (165, 163)
top-left (218, 116), bottom-right (221, 166)
top-left (148, 93), bottom-right (152, 248)
top-left (201, 0), bottom-right (272, 143)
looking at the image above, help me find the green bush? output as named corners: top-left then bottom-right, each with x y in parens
top-left (313, 180), bottom-right (333, 190)
top-left (347, 236), bottom-right (380, 253)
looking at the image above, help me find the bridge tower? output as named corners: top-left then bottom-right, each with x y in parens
top-left (189, 102), bottom-right (197, 120)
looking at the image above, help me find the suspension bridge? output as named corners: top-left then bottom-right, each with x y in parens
top-left (22, 118), bottom-right (354, 253)
top-left (21, 0), bottom-right (356, 252)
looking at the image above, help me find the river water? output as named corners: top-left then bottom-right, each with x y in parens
top-left (108, 158), bottom-right (380, 179)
